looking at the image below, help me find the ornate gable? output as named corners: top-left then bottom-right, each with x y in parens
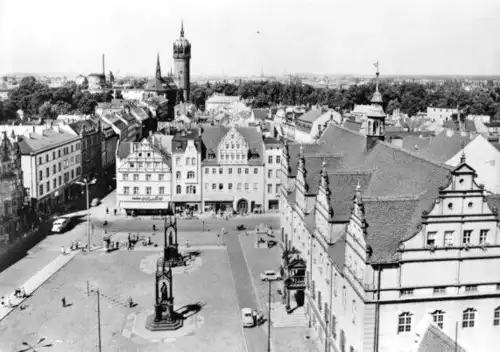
top-left (346, 181), bottom-right (369, 256)
top-left (217, 127), bottom-right (249, 164)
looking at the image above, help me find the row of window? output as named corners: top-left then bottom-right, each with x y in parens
top-left (123, 185), bottom-right (198, 195)
top-left (401, 284), bottom-right (500, 297)
top-left (205, 182), bottom-right (256, 192)
top-left (268, 155), bottom-right (281, 164)
top-left (426, 229), bottom-right (491, 247)
top-left (122, 173), bottom-right (167, 181)
top-left (204, 167), bottom-right (259, 175)
top-left (398, 307), bottom-right (500, 333)
top-left (175, 157), bottom-right (196, 166)
top-left (38, 156), bottom-right (81, 181)
top-left (39, 169), bottom-right (80, 195)
top-left (128, 161), bottom-right (164, 169)
top-left (176, 171), bottom-right (195, 179)
top-left (37, 143), bottom-right (80, 165)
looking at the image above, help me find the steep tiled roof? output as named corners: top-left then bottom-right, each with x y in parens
top-left (327, 171), bottom-right (372, 222)
top-left (417, 130), bottom-right (475, 163)
top-left (68, 120), bottom-right (98, 134)
top-left (297, 108), bottom-right (323, 123)
top-left (236, 127), bottom-right (264, 164)
top-left (17, 130), bottom-right (79, 154)
top-left (116, 142), bottom-right (131, 159)
top-left (144, 77), bottom-right (166, 92)
top-left (287, 143), bottom-right (321, 177)
top-left (417, 323), bottom-right (467, 352)
top-left (343, 120), bottom-right (362, 132)
top-left (201, 125), bottom-right (228, 157)
top-left (486, 195), bottom-right (500, 221)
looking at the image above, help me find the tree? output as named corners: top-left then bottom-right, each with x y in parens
top-left (50, 101), bottom-right (72, 117)
top-left (386, 99), bottom-right (402, 115)
top-left (81, 77), bottom-right (89, 90)
top-left (39, 101), bottom-right (53, 118)
top-left (115, 90), bottom-right (123, 99)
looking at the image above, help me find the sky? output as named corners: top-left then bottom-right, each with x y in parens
top-left (1, 0), bottom-right (500, 77)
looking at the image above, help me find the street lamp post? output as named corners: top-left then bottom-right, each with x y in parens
top-left (18, 337), bottom-right (52, 352)
top-left (76, 178), bottom-right (97, 252)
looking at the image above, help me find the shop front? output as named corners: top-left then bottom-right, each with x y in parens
top-left (172, 195), bottom-right (201, 215)
top-left (203, 194), bottom-right (234, 213)
top-left (117, 195), bottom-right (171, 216)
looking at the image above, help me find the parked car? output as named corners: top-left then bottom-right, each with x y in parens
top-left (241, 308), bottom-right (254, 327)
top-left (51, 217), bottom-right (71, 233)
top-left (91, 198), bottom-right (100, 207)
top-left (260, 270), bottom-right (281, 281)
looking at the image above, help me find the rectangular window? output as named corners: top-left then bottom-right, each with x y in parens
top-left (123, 174), bottom-right (129, 181)
top-left (219, 168), bottom-right (223, 174)
top-left (254, 168), bottom-right (258, 174)
top-left (275, 169), bottom-right (280, 178)
top-left (465, 285), bottom-right (477, 293)
top-left (46, 181), bottom-right (50, 192)
top-left (145, 162), bottom-right (151, 169)
top-left (58, 150), bottom-right (61, 158)
top-left (463, 230), bottom-right (472, 245)
top-left (268, 156), bottom-right (273, 164)
top-left (146, 174), bottom-right (152, 181)
top-left (46, 168), bottom-right (49, 177)
top-left (237, 183), bottom-right (242, 190)
top-left (276, 184), bottom-right (280, 193)
top-left (130, 162), bottom-right (135, 168)
top-left (479, 229), bottom-right (489, 244)
top-left (494, 308), bottom-right (500, 326)
top-left (137, 162), bottom-right (143, 168)
top-left (444, 231), bottom-right (454, 247)
top-left (39, 184), bottom-right (44, 195)
top-left (39, 170), bottom-right (43, 180)
top-left (228, 168), bottom-right (233, 174)
top-left (245, 183), bottom-right (249, 190)
top-left (398, 313), bottom-right (412, 333)
top-left (185, 158), bottom-right (189, 165)
top-left (462, 309), bottom-right (475, 328)
top-left (158, 174), bottom-right (164, 181)
top-left (433, 287), bottom-right (446, 295)
top-left (245, 168), bottom-right (249, 174)
top-left (212, 168), bottom-right (216, 174)
top-left (212, 183), bottom-right (216, 190)
top-left (133, 187), bottom-right (139, 195)
top-left (52, 165), bottom-right (56, 174)
top-left (253, 183), bottom-right (258, 190)
top-left (159, 187), bottom-right (164, 195)
top-left (71, 170), bottom-right (74, 179)
top-left (268, 170), bottom-right (272, 178)
top-left (58, 163), bottom-right (61, 172)
top-left (205, 168), bottom-right (209, 174)
top-left (229, 183), bottom-right (233, 190)
top-left (146, 187), bottom-right (152, 195)
top-left (59, 176), bottom-right (62, 185)
top-left (432, 311), bottom-right (444, 329)
top-left (400, 289), bottom-right (414, 296)
top-left (124, 186), bottom-right (130, 195)
top-left (276, 156), bottom-right (281, 164)
top-left (426, 231), bottom-right (437, 246)
top-left (205, 183), bottom-right (209, 190)
top-left (237, 168), bottom-right (242, 174)
top-left (45, 155), bottom-right (49, 163)
top-left (133, 174), bottom-right (139, 181)
top-left (38, 156), bottom-right (42, 165)
top-left (268, 184), bottom-right (272, 193)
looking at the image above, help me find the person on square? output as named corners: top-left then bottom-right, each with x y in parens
top-left (61, 246), bottom-right (65, 255)
top-left (1, 296), bottom-right (5, 307)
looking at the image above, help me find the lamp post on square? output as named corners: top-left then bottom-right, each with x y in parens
top-left (18, 337), bottom-right (52, 352)
top-left (76, 178), bottom-right (97, 252)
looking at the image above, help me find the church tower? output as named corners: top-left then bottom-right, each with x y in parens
top-left (156, 52), bottom-right (162, 81)
top-left (366, 62), bottom-right (386, 151)
top-left (173, 20), bottom-right (191, 102)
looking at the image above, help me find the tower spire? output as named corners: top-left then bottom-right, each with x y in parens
top-left (180, 19), bottom-right (184, 37)
top-left (156, 53), bottom-right (162, 80)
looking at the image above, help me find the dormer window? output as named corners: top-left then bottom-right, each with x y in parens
top-left (208, 151), bottom-right (215, 160)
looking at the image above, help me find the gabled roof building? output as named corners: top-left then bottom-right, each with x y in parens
top-left (279, 68), bottom-right (500, 352)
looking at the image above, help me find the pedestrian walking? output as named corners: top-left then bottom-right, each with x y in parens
top-left (114, 208), bottom-right (117, 216)
top-left (61, 297), bottom-right (66, 308)
top-left (106, 207), bottom-right (109, 215)
top-left (1, 296), bottom-right (5, 307)
top-left (61, 246), bottom-right (65, 255)
top-left (258, 309), bottom-right (264, 325)
top-left (252, 309), bottom-right (257, 325)
top-left (7, 297), bottom-right (11, 308)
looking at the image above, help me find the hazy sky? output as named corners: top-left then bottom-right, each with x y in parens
top-left (1, 0), bottom-right (500, 76)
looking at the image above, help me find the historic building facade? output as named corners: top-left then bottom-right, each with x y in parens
top-left (0, 132), bottom-right (25, 243)
top-left (64, 120), bottom-right (102, 179)
top-left (263, 137), bottom-right (282, 211)
top-left (201, 126), bottom-right (265, 213)
top-left (279, 69), bottom-right (500, 352)
top-left (173, 21), bottom-right (191, 102)
top-left (115, 135), bottom-right (172, 215)
top-left (171, 128), bottom-right (202, 213)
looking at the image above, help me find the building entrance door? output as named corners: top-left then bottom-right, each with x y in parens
top-left (237, 199), bottom-right (248, 214)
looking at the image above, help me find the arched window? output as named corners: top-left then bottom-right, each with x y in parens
top-left (462, 308), bottom-right (476, 328)
top-left (187, 171), bottom-right (195, 179)
top-left (176, 171), bottom-right (181, 179)
top-left (431, 310), bottom-right (444, 329)
top-left (176, 185), bottom-right (181, 194)
top-left (398, 312), bottom-right (412, 333)
top-left (191, 157), bottom-right (196, 165)
top-left (494, 307), bottom-right (500, 326)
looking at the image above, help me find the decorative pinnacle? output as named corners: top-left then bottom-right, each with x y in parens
top-left (180, 19), bottom-right (184, 37)
top-left (374, 61), bottom-right (380, 92)
top-left (460, 141), bottom-right (466, 164)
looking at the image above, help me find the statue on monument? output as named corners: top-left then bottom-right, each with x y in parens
top-left (160, 281), bottom-right (169, 302)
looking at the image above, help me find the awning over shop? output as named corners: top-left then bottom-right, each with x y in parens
top-left (204, 194), bottom-right (234, 202)
top-left (119, 201), bottom-right (170, 209)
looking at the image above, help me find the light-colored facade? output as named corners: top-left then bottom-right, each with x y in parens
top-left (201, 126), bottom-right (265, 213)
top-left (100, 120), bottom-right (119, 172)
top-left (15, 127), bottom-right (82, 211)
top-left (205, 94), bottom-right (241, 113)
top-left (115, 136), bottom-right (172, 214)
top-left (171, 129), bottom-right (202, 212)
top-left (263, 137), bottom-right (282, 211)
top-left (427, 107), bottom-right (459, 126)
top-left (279, 76), bottom-right (500, 352)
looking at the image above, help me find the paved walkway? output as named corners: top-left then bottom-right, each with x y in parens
top-left (0, 250), bottom-right (79, 322)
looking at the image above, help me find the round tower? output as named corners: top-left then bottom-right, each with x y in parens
top-left (173, 20), bottom-right (191, 102)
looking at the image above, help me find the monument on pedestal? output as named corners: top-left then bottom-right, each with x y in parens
top-left (145, 212), bottom-right (184, 331)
